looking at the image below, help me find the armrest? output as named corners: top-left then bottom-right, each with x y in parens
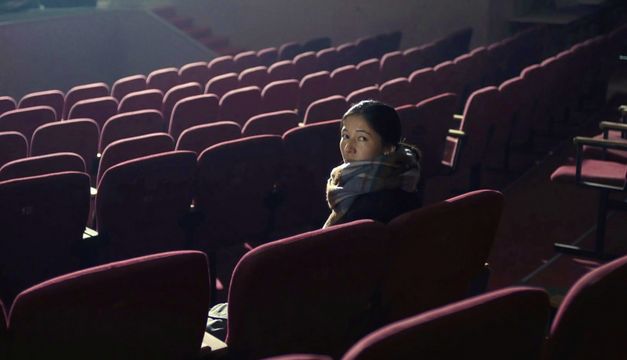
top-left (599, 121), bottom-right (627, 132)
top-left (448, 129), bottom-right (466, 138)
top-left (453, 114), bottom-right (464, 121)
top-left (199, 332), bottom-right (228, 359)
top-left (90, 187), bottom-right (97, 196)
top-left (83, 227), bottom-right (98, 239)
top-left (573, 136), bottom-right (627, 151)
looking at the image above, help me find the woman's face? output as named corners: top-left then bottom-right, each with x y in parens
top-left (340, 115), bottom-right (385, 162)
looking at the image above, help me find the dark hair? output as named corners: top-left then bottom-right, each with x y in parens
top-left (343, 100), bottom-right (421, 159)
top-left (343, 100), bottom-right (401, 147)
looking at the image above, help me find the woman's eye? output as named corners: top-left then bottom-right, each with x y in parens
top-left (358, 136), bottom-right (367, 141)
top-left (341, 134), bottom-right (349, 139)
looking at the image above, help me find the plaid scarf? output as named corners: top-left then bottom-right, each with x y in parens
top-left (324, 145), bottom-right (420, 228)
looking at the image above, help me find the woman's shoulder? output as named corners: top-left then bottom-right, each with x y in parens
top-left (341, 189), bottom-right (421, 224)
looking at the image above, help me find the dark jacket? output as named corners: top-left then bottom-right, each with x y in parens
top-left (332, 188), bottom-right (422, 225)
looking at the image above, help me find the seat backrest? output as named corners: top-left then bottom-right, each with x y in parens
top-left (111, 74), bottom-right (147, 101)
top-left (547, 255), bottom-right (627, 360)
top-left (207, 55), bottom-right (236, 79)
top-left (336, 42), bottom-right (357, 68)
top-left (8, 251), bottom-right (210, 360)
top-left (178, 61), bottom-right (210, 85)
top-left (238, 66), bottom-right (270, 88)
top-left (30, 119), bottom-right (99, 173)
top-left (63, 82), bottom-right (109, 119)
top-left (382, 189), bottom-right (504, 323)
top-left (234, 51), bottom-right (261, 73)
top-left (278, 41), bottom-right (303, 61)
top-left (0, 131), bottom-right (28, 169)
top-left (195, 135), bottom-right (283, 249)
top-left (303, 36), bottom-right (332, 53)
top-left (379, 77), bottom-right (413, 107)
top-left (218, 86), bottom-right (262, 127)
top-left (0, 171), bottom-right (90, 304)
top-left (0, 96), bottom-right (16, 117)
top-left (347, 86), bottom-right (381, 104)
top-left (330, 65), bottom-right (362, 96)
top-left (257, 47), bottom-right (278, 67)
top-left (356, 58), bottom-right (381, 87)
top-left (175, 121), bottom-right (241, 154)
top-left (379, 51), bottom-right (408, 83)
top-left (146, 67), bottom-right (180, 94)
top-left (407, 93), bottom-right (457, 179)
top-left (96, 151), bottom-right (196, 262)
top-left (97, 133), bottom-right (174, 186)
top-left (268, 60), bottom-right (296, 83)
top-left (242, 110), bottom-right (300, 137)
top-left (18, 90), bottom-right (64, 120)
top-left (303, 95), bottom-right (347, 125)
top-left (0, 106), bottom-right (57, 143)
top-left (227, 220), bottom-right (389, 360)
top-left (275, 120), bottom-right (342, 235)
top-left (118, 89), bottom-right (164, 114)
top-left (169, 94), bottom-right (220, 141)
top-left (299, 71), bottom-right (332, 114)
top-left (161, 82), bottom-right (202, 122)
top-left (261, 79), bottom-right (300, 113)
top-left (204, 72), bottom-right (240, 98)
top-left (293, 51), bottom-right (320, 79)
top-left (0, 152), bottom-right (85, 182)
top-left (67, 96), bottom-right (118, 129)
top-left (342, 287), bottom-right (549, 360)
top-left (99, 109), bottom-right (165, 153)
top-left (316, 47), bottom-right (340, 72)
top-left (408, 67), bottom-right (439, 104)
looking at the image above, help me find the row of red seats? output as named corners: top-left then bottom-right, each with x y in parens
top-left (2, 192), bottom-right (625, 359)
top-left (0, 189), bottom-right (503, 359)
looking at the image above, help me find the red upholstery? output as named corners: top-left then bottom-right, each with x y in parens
top-left (111, 74), bottom-right (147, 101)
top-left (261, 79), bottom-right (300, 113)
top-left (299, 71), bottom-right (332, 114)
top-left (8, 251), bottom-right (210, 360)
top-left (383, 189), bottom-right (504, 323)
top-left (379, 51), bottom-right (407, 83)
top-left (275, 120), bottom-right (342, 234)
top-left (207, 55), bottom-right (236, 79)
top-left (204, 72), bottom-right (239, 98)
top-left (0, 106), bottom-right (57, 143)
top-left (336, 42), bottom-right (357, 68)
top-left (30, 119), bottom-right (99, 173)
top-left (63, 82), bottom-right (109, 119)
top-left (117, 89), bottom-right (163, 114)
top-left (268, 60), bottom-right (296, 82)
top-left (175, 121), bottom-right (241, 154)
top-left (380, 78), bottom-right (414, 107)
top-left (68, 96), bottom-right (118, 130)
top-left (227, 220), bottom-right (389, 359)
top-left (547, 255), bottom-right (627, 360)
top-left (347, 86), bottom-right (381, 104)
top-left (162, 82), bottom-right (202, 122)
top-left (0, 152), bottom-right (85, 182)
top-left (330, 65), bottom-right (362, 96)
top-left (168, 94), bottom-right (220, 141)
top-left (408, 67), bottom-right (439, 104)
top-left (0, 132), bottom-right (28, 169)
top-left (178, 61), bottom-right (210, 85)
top-left (343, 287), bottom-right (549, 360)
top-left (356, 58), bottom-right (381, 87)
top-left (195, 135), bottom-right (283, 248)
top-left (99, 110), bottom-right (165, 152)
top-left (146, 67), bottom-right (180, 94)
top-left (293, 51), bottom-right (319, 79)
top-left (0, 96), bottom-right (16, 117)
top-left (278, 41), bottom-right (302, 61)
top-left (238, 66), bottom-right (270, 88)
top-left (0, 171), bottom-right (90, 304)
top-left (97, 133), bottom-right (174, 186)
top-left (550, 159), bottom-right (627, 190)
top-left (18, 90), bottom-right (64, 120)
top-left (316, 47), bottom-right (339, 72)
top-left (242, 110), bottom-right (299, 136)
top-left (257, 47), bottom-right (278, 67)
top-left (234, 51), bottom-right (262, 73)
top-left (219, 86), bottom-right (262, 126)
top-left (96, 151), bottom-right (196, 261)
top-left (303, 95), bottom-right (347, 124)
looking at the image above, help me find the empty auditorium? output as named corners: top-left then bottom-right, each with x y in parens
top-left (0, 0), bottom-right (625, 358)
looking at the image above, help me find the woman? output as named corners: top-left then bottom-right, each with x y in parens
top-left (324, 100), bottom-right (421, 228)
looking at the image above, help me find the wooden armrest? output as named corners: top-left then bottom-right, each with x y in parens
top-left (453, 114), bottom-right (464, 121)
top-left (448, 129), bottom-right (466, 137)
top-left (90, 187), bottom-right (97, 196)
top-left (83, 227), bottom-right (98, 239)
top-left (573, 136), bottom-right (627, 151)
top-left (599, 121), bottom-right (627, 132)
